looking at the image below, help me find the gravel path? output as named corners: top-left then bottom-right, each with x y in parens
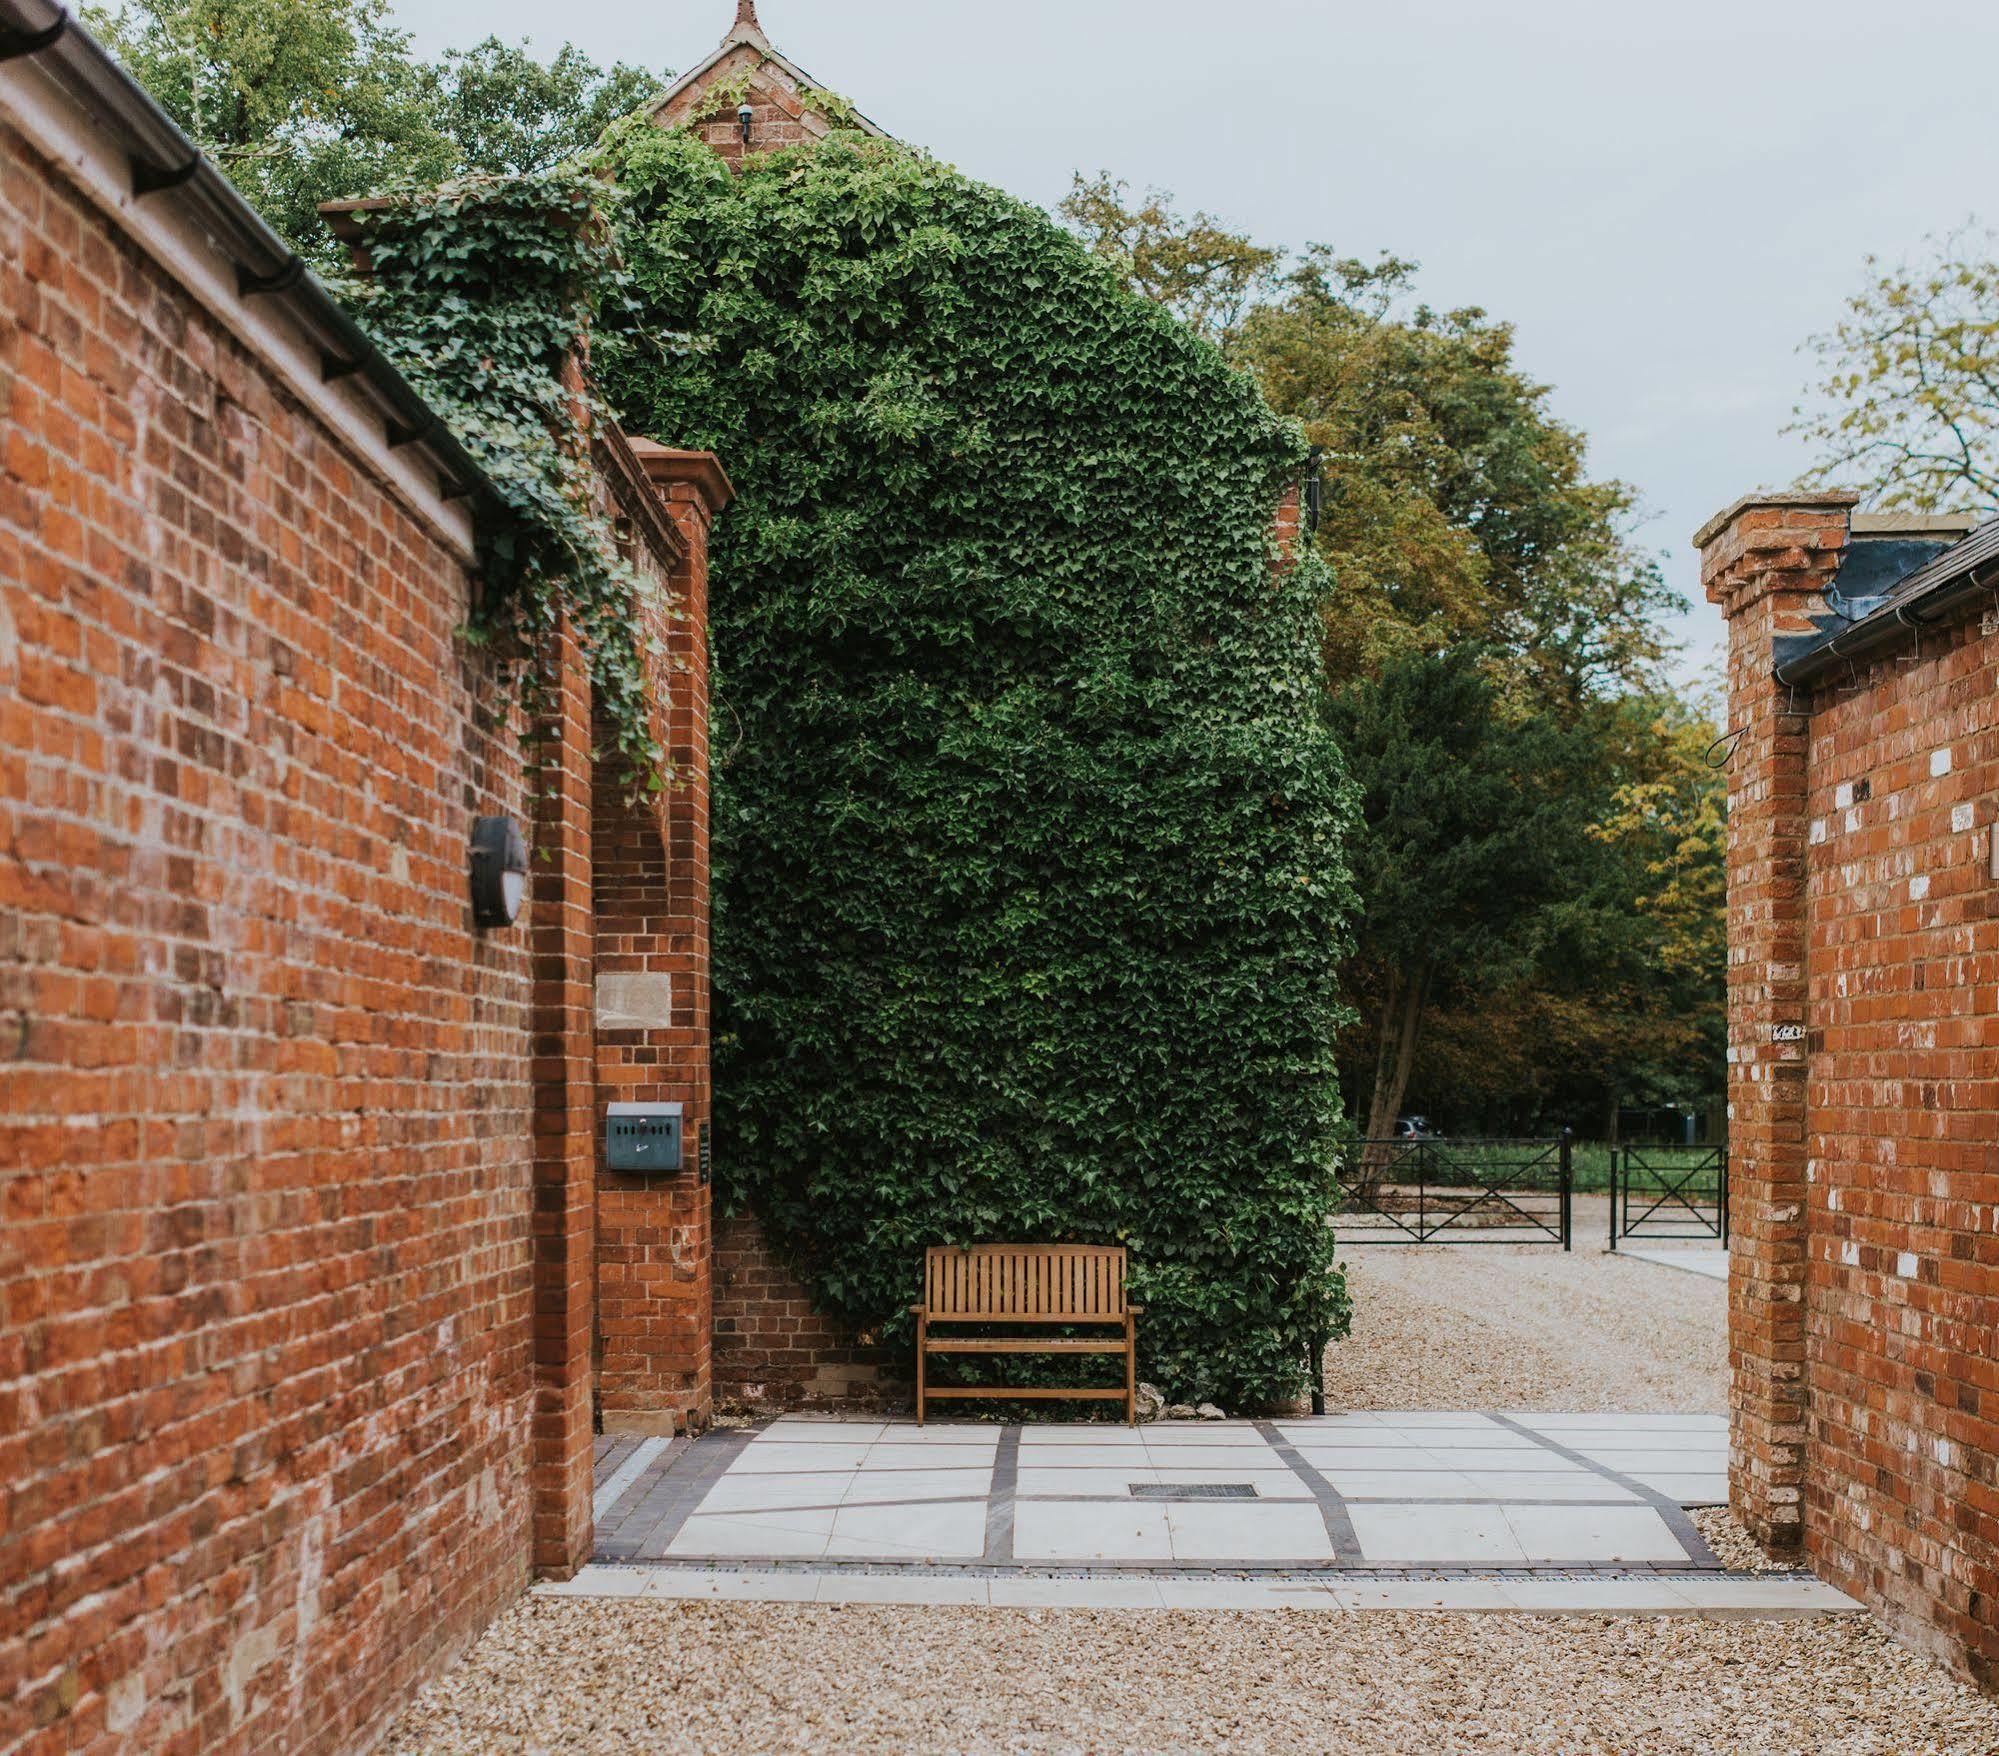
top-left (380, 1596), bottom-right (1999, 1754)
top-left (1693, 1507), bottom-right (1790, 1574)
top-left (1323, 1239), bottom-right (1725, 1413)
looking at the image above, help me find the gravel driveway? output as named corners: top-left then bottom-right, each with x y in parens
top-left (380, 1596), bottom-right (1999, 1754)
top-left (1323, 1236), bottom-right (1725, 1414)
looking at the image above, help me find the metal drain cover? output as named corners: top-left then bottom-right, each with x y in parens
top-left (1129, 1483), bottom-right (1258, 1500)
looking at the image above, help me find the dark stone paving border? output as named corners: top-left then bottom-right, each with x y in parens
top-left (595, 1429), bottom-right (746, 1561)
top-left (1254, 1419), bottom-right (1362, 1561)
top-left (980, 1426), bottom-right (1021, 1563)
top-left (1489, 1414), bottom-right (1722, 1568)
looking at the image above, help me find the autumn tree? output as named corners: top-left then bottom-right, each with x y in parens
top-left (1066, 176), bottom-right (1722, 1135)
top-left (1794, 226), bottom-right (1999, 512)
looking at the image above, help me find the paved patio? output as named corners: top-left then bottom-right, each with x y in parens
top-left (596, 1413), bottom-right (1735, 1570)
top-left (568, 1414), bottom-right (1860, 1615)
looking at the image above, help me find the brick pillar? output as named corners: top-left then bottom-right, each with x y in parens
top-left (1696, 489), bottom-right (1855, 1550)
top-left (1273, 480), bottom-right (1303, 568)
top-left (530, 614), bottom-right (597, 1577)
top-left (594, 444), bottom-right (732, 1434)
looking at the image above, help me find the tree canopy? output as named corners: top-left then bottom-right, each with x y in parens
top-left (1794, 225), bottom-right (1999, 512)
top-left (87, 0), bottom-right (664, 257)
top-left (1066, 177), bottom-right (1721, 1139)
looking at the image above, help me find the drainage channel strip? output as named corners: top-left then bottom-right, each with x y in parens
top-left (1128, 1483), bottom-right (1258, 1500)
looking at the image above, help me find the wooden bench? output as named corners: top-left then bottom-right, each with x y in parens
top-left (911, 1244), bottom-right (1141, 1425)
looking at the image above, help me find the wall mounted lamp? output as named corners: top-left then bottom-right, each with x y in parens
top-left (469, 817), bottom-right (528, 928)
top-left (738, 101), bottom-right (754, 146)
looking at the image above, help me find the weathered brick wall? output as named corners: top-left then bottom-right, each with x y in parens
top-left (591, 443), bottom-right (725, 1434)
top-left (1704, 494), bottom-right (1999, 1692)
top-left (648, 5), bottom-right (864, 173)
top-left (0, 110), bottom-right (629, 1749)
top-left (1799, 604), bottom-right (1999, 1688)
top-left (1700, 493), bottom-right (1853, 1550)
top-left (712, 1211), bottom-right (886, 1410)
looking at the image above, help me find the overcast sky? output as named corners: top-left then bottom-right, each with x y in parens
top-left (389, 0), bottom-right (1999, 682)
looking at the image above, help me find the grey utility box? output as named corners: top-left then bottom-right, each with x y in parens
top-left (606, 1102), bottom-right (683, 1174)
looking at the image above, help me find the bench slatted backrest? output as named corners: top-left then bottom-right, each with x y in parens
top-left (924, 1245), bottom-right (1126, 1323)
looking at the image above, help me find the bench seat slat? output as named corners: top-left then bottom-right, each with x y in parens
top-left (922, 1313), bottom-right (1127, 1326)
top-left (922, 1338), bottom-right (1128, 1354)
top-left (923, 1386), bottom-right (1129, 1401)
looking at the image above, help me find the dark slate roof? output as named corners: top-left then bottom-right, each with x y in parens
top-left (1772, 516), bottom-right (1999, 680)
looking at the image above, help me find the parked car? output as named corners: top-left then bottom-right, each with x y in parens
top-left (1393, 1115), bottom-right (1438, 1141)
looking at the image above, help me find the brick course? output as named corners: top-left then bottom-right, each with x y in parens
top-left (1703, 495), bottom-right (1999, 1691)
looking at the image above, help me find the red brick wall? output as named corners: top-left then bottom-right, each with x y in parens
top-left (529, 616), bottom-right (598, 1574)
top-left (1701, 494), bottom-right (1852, 1550)
top-left (0, 113), bottom-right (618, 1751)
top-left (650, 39), bottom-right (847, 172)
top-left (590, 443), bottom-right (725, 1433)
top-left (1799, 604), bottom-right (1999, 1688)
top-left (1705, 496), bottom-right (1999, 1691)
top-left (712, 1211), bottom-right (886, 1410)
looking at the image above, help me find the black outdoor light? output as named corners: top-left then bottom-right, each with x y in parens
top-left (738, 100), bottom-right (754, 146)
top-left (469, 816), bottom-right (528, 929)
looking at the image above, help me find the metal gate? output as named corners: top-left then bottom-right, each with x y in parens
top-left (1609, 1144), bottom-right (1728, 1247)
top-left (1332, 1135), bottom-right (1572, 1248)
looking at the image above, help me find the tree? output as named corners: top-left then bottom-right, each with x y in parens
top-left (87, 1), bottom-right (665, 258)
top-left (1063, 175), bottom-right (1281, 347)
top-left (87, 0), bottom-right (450, 252)
top-left (1067, 178), bottom-right (1715, 1136)
top-left (1794, 226), bottom-right (1999, 512)
top-left (1063, 177), bottom-right (1678, 706)
top-left (1325, 650), bottom-right (1593, 1142)
top-left (420, 39), bottom-right (665, 179)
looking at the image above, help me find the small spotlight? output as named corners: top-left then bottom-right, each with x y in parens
top-left (738, 101), bottom-right (754, 146)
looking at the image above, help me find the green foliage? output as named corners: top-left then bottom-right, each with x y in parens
top-left (1794, 224), bottom-right (1999, 512)
top-left (1327, 650), bottom-right (1597, 1137)
top-left (88, 0), bottom-right (449, 252)
top-left (597, 125), bottom-right (1358, 1406)
top-left (1064, 174), bottom-right (1282, 346)
top-left (333, 168), bottom-right (666, 791)
top-left (1067, 178), bottom-right (1721, 1132)
top-left (424, 39), bottom-right (667, 179)
top-left (90, 0), bottom-right (666, 262)
top-left (1331, 676), bottom-right (1727, 1137)
top-left (1062, 179), bottom-right (1676, 701)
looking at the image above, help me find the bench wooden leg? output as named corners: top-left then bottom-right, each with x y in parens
top-left (916, 1315), bottom-right (927, 1427)
top-left (1125, 1313), bottom-right (1137, 1426)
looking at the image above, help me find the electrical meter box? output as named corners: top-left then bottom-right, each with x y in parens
top-left (606, 1102), bottom-right (683, 1173)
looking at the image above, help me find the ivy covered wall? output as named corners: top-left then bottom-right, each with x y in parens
top-left (598, 126), bottom-right (1356, 1406)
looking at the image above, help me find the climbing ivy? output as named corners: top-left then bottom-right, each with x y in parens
top-left (334, 166), bottom-right (667, 792)
top-left (596, 123), bottom-right (1357, 1406)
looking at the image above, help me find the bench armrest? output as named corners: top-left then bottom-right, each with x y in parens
top-left (909, 1303), bottom-right (928, 1316)
top-left (1126, 1305), bottom-right (1144, 1315)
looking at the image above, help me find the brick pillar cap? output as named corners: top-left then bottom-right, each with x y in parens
top-left (626, 438), bottom-right (736, 515)
top-left (1692, 488), bottom-right (1859, 552)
